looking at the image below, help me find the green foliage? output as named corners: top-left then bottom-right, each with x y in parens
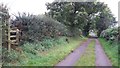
top-left (12, 14), bottom-right (68, 43)
top-left (46, 2), bottom-right (116, 36)
top-left (22, 37), bottom-right (67, 53)
top-left (55, 37), bottom-right (67, 45)
top-left (2, 48), bottom-right (22, 66)
top-left (3, 37), bottom-right (85, 66)
top-left (41, 39), bottom-right (55, 49)
top-left (3, 37), bottom-right (67, 66)
top-left (22, 43), bottom-right (39, 55)
top-left (99, 38), bottom-right (118, 66)
top-left (100, 27), bottom-right (118, 42)
top-left (23, 37), bottom-right (85, 66)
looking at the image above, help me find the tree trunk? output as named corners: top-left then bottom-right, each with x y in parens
top-left (97, 30), bottom-right (102, 37)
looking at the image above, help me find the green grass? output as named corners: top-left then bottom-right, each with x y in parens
top-left (4, 36), bottom-right (87, 66)
top-left (99, 38), bottom-right (118, 66)
top-left (75, 39), bottom-right (95, 66)
top-left (24, 37), bottom-right (86, 66)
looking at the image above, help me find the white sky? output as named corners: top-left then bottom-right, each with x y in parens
top-left (0, 0), bottom-right (119, 21)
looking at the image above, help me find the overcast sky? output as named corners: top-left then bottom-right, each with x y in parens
top-left (0, 0), bottom-right (119, 21)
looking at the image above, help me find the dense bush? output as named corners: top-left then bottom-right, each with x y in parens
top-left (12, 13), bottom-right (68, 43)
top-left (100, 27), bottom-right (118, 42)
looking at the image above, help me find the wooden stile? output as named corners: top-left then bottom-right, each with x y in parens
top-left (1, 11), bottom-right (20, 52)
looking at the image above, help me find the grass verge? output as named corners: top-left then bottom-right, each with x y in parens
top-left (3, 36), bottom-right (87, 66)
top-left (99, 38), bottom-right (118, 66)
top-left (75, 39), bottom-right (95, 66)
top-left (24, 37), bottom-right (87, 66)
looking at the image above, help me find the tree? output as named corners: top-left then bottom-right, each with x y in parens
top-left (94, 6), bottom-right (116, 37)
top-left (46, 2), bottom-right (116, 36)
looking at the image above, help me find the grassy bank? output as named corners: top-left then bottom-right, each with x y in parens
top-left (3, 36), bottom-right (87, 66)
top-left (75, 39), bottom-right (95, 66)
top-left (99, 38), bottom-right (118, 66)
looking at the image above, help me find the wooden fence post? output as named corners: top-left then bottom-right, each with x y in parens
top-left (7, 18), bottom-right (11, 52)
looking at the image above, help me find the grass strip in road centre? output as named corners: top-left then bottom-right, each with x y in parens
top-left (75, 39), bottom-right (95, 66)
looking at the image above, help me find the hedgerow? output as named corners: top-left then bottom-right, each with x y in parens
top-left (12, 13), bottom-right (69, 43)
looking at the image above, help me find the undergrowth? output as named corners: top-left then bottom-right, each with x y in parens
top-left (2, 36), bottom-right (86, 66)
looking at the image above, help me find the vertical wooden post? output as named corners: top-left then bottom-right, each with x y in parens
top-left (7, 18), bottom-right (11, 52)
top-left (16, 29), bottom-right (19, 44)
top-left (0, 12), bottom-right (11, 52)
